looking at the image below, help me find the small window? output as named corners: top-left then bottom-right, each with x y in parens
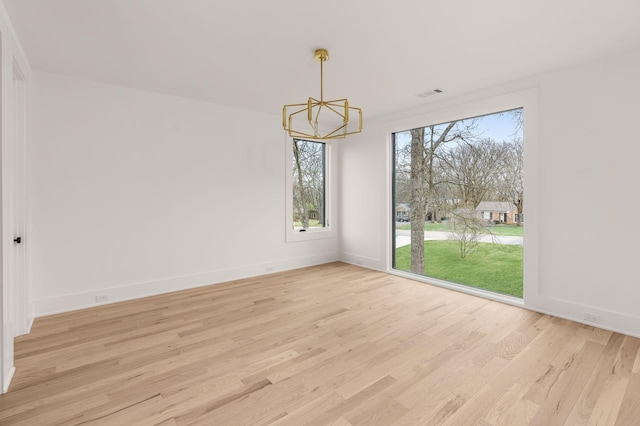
top-left (285, 137), bottom-right (335, 242)
top-left (293, 139), bottom-right (326, 229)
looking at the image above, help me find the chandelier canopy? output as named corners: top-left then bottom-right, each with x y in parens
top-left (282, 49), bottom-right (362, 140)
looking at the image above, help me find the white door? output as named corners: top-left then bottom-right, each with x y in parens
top-left (12, 65), bottom-right (28, 336)
top-left (1, 59), bottom-right (29, 393)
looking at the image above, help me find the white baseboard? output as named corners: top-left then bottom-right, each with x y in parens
top-left (33, 253), bottom-right (338, 317)
top-left (526, 296), bottom-right (640, 339)
top-left (2, 367), bottom-right (15, 394)
top-left (339, 252), bottom-right (383, 270)
top-left (26, 316), bottom-right (34, 334)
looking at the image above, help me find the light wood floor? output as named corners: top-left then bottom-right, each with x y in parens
top-left (1, 262), bottom-right (639, 425)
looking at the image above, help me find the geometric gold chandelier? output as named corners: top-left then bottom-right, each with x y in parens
top-left (282, 49), bottom-right (363, 140)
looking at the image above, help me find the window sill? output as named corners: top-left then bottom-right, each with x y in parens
top-left (286, 227), bottom-right (336, 243)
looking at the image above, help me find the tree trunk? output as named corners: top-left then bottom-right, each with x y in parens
top-left (410, 129), bottom-right (426, 274)
top-left (516, 192), bottom-right (524, 227)
top-left (407, 121), bottom-right (458, 273)
top-left (427, 138), bottom-right (435, 223)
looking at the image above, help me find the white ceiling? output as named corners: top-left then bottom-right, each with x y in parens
top-left (4, 0), bottom-right (640, 119)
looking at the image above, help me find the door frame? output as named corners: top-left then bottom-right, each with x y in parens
top-left (0, 12), bottom-right (32, 393)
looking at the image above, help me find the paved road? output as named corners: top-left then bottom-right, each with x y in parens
top-left (395, 229), bottom-right (523, 248)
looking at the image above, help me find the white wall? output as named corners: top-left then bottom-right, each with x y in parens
top-left (31, 71), bottom-right (338, 315)
top-left (339, 48), bottom-right (640, 338)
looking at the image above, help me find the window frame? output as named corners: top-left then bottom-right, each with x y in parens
top-left (386, 88), bottom-right (539, 307)
top-left (285, 135), bottom-right (337, 243)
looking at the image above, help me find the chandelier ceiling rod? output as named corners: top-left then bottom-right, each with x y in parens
top-left (282, 49), bottom-right (362, 140)
top-left (317, 49), bottom-right (326, 102)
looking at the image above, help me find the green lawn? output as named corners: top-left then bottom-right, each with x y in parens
top-left (395, 240), bottom-right (523, 297)
top-left (487, 224), bottom-right (524, 237)
top-left (397, 222), bottom-right (446, 232)
top-left (397, 222), bottom-right (524, 237)
top-left (294, 219), bottom-right (322, 227)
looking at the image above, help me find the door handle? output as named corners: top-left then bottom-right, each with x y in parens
top-left (13, 237), bottom-right (21, 244)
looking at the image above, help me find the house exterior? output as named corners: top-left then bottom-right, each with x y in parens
top-left (395, 203), bottom-right (410, 221)
top-left (475, 201), bottom-right (520, 224)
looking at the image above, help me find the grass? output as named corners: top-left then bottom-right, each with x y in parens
top-left (397, 222), bottom-right (524, 237)
top-left (394, 240), bottom-right (523, 297)
top-left (397, 222), bottom-right (446, 232)
top-left (486, 224), bottom-right (524, 237)
top-left (293, 219), bottom-right (322, 227)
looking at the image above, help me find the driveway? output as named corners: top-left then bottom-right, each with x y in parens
top-left (395, 229), bottom-right (523, 248)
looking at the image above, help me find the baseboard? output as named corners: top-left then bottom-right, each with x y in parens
top-left (2, 367), bottom-right (15, 394)
top-left (33, 252), bottom-right (338, 317)
top-left (339, 252), bottom-right (384, 271)
top-left (26, 316), bottom-right (34, 334)
top-left (526, 296), bottom-right (640, 339)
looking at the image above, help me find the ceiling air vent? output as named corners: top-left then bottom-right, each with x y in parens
top-left (417, 89), bottom-right (443, 98)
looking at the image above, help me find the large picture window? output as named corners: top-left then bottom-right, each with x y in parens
top-left (392, 108), bottom-right (524, 297)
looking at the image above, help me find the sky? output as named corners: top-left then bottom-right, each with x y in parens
top-left (473, 109), bottom-right (522, 142)
top-left (395, 107), bottom-right (523, 147)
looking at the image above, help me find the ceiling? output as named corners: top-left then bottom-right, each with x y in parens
top-left (4, 0), bottom-right (640, 119)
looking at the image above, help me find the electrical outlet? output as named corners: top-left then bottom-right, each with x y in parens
top-left (266, 266), bottom-right (274, 273)
top-left (583, 312), bottom-right (601, 323)
top-left (355, 259), bottom-right (363, 265)
top-left (96, 294), bottom-right (109, 303)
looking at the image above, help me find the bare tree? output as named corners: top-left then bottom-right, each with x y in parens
top-left (440, 138), bottom-right (509, 209)
top-left (447, 207), bottom-right (491, 259)
top-left (396, 108), bottom-right (524, 271)
top-left (498, 137), bottom-right (524, 226)
top-left (409, 128), bottom-right (427, 274)
top-left (407, 121), bottom-right (478, 274)
top-left (293, 139), bottom-right (325, 228)
top-left (393, 147), bottom-right (412, 206)
top-left (502, 108), bottom-right (524, 135)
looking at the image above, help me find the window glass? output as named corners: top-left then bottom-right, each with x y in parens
top-left (293, 139), bottom-right (326, 229)
top-left (392, 108), bottom-right (524, 297)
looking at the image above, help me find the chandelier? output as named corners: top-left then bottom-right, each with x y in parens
top-left (282, 49), bottom-right (362, 140)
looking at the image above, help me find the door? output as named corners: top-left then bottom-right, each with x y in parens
top-left (12, 63), bottom-right (28, 336)
top-left (1, 56), bottom-right (29, 393)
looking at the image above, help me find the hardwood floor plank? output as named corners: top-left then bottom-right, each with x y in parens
top-left (633, 346), bottom-right (640, 374)
top-left (344, 395), bottom-right (408, 426)
top-left (615, 335), bottom-right (640, 378)
top-left (614, 373), bottom-right (640, 426)
top-left (526, 341), bottom-right (607, 425)
top-left (563, 332), bottom-right (625, 424)
top-left (586, 375), bottom-right (628, 426)
top-left (433, 319), bottom-right (583, 425)
top-left (0, 262), bottom-right (636, 425)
